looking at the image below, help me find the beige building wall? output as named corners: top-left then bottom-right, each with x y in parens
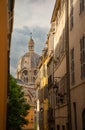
top-left (52, 0), bottom-right (68, 130)
top-left (46, 0), bottom-right (85, 129)
top-left (69, 0), bottom-right (85, 129)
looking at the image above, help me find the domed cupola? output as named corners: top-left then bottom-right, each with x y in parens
top-left (28, 33), bottom-right (34, 52)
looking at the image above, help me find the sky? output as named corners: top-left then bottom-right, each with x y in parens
top-left (10, 0), bottom-right (55, 77)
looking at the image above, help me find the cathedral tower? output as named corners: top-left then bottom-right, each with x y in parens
top-left (28, 33), bottom-right (34, 52)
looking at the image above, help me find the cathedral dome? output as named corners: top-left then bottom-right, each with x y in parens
top-left (16, 35), bottom-right (40, 86)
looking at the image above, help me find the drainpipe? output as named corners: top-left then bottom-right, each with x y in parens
top-left (66, 0), bottom-right (72, 130)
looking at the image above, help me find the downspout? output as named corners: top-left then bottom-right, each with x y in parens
top-left (66, 0), bottom-right (72, 130)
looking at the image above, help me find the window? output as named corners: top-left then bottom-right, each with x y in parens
top-left (80, 36), bottom-right (85, 78)
top-left (48, 75), bottom-right (53, 85)
top-left (56, 74), bottom-right (67, 106)
top-left (70, 0), bottom-right (73, 30)
top-left (62, 125), bottom-right (65, 130)
top-left (82, 109), bottom-right (85, 130)
top-left (57, 125), bottom-right (60, 130)
top-left (66, 122), bottom-right (68, 130)
top-left (71, 48), bottom-right (75, 84)
top-left (80, 0), bottom-right (84, 14)
top-left (73, 102), bottom-right (77, 130)
top-left (23, 70), bottom-right (28, 75)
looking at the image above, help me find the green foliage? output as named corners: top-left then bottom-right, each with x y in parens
top-left (8, 75), bottom-right (30, 130)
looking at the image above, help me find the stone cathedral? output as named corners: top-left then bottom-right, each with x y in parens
top-left (16, 35), bottom-right (40, 130)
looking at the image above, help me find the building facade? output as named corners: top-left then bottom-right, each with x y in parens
top-left (0, 0), bottom-right (14, 129)
top-left (47, 0), bottom-right (85, 129)
top-left (35, 0), bottom-right (85, 130)
top-left (51, 0), bottom-right (68, 129)
top-left (35, 47), bottom-right (49, 130)
top-left (69, 0), bottom-right (85, 129)
top-left (16, 36), bottom-right (40, 130)
top-left (32, 0), bottom-right (85, 129)
top-left (47, 29), bottom-right (55, 130)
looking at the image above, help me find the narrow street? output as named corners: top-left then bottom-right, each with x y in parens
top-left (0, 0), bottom-right (85, 130)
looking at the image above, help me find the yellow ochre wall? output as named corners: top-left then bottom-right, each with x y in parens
top-left (23, 106), bottom-right (34, 130)
top-left (0, 0), bottom-right (8, 129)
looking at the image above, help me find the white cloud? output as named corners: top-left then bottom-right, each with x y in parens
top-left (14, 0), bottom-right (55, 28)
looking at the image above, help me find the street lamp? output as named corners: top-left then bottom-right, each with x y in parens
top-left (53, 80), bottom-right (59, 93)
top-left (53, 76), bottom-right (62, 93)
top-left (40, 107), bottom-right (44, 112)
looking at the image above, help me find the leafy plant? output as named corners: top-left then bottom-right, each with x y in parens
top-left (8, 75), bottom-right (30, 130)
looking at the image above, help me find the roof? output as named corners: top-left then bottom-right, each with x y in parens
top-left (51, 0), bottom-right (60, 23)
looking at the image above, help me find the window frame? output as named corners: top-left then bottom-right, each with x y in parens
top-left (79, 0), bottom-right (84, 14)
top-left (80, 36), bottom-right (85, 79)
top-left (70, 0), bottom-right (74, 30)
top-left (70, 48), bottom-right (75, 85)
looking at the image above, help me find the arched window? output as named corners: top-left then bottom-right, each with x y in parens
top-left (23, 70), bottom-right (28, 75)
top-left (82, 109), bottom-right (85, 130)
top-left (22, 70), bottom-right (28, 83)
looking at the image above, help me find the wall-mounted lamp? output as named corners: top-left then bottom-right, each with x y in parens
top-left (53, 76), bottom-right (62, 93)
top-left (40, 107), bottom-right (44, 112)
top-left (53, 81), bottom-right (59, 93)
